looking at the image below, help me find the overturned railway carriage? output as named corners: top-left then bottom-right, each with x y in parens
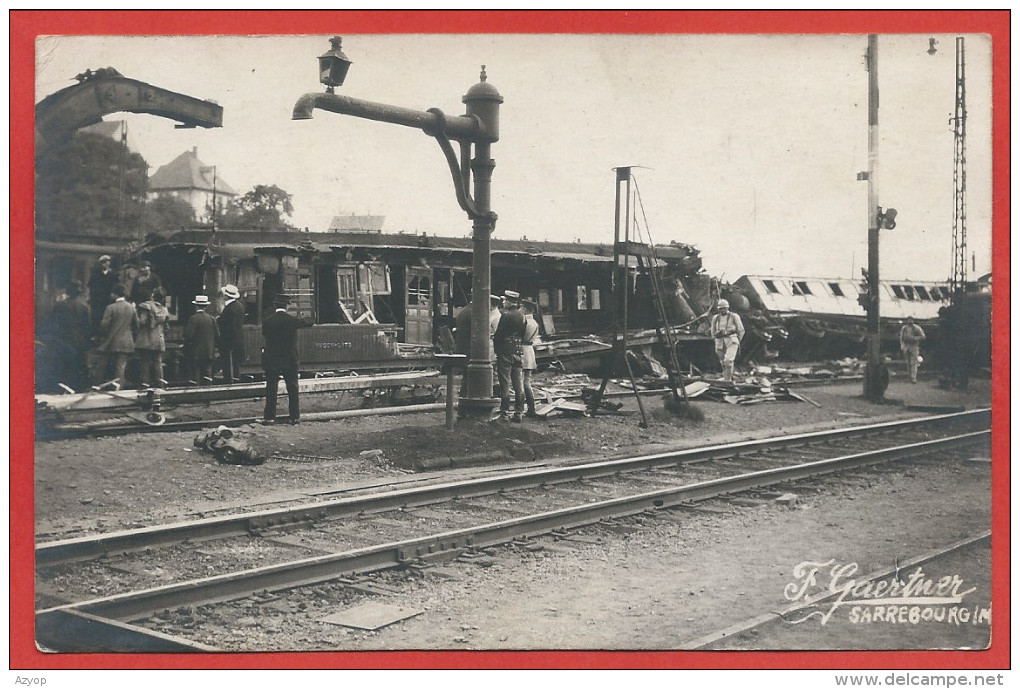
top-left (730, 275), bottom-right (954, 362)
top-left (137, 229), bottom-right (717, 380)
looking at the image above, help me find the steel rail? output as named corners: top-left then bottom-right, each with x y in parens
top-left (36, 429), bottom-right (988, 626)
top-left (41, 401), bottom-right (448, 439)
top-left (37, 409), bottom-right (989, 566)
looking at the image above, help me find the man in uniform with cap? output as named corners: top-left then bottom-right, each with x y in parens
top-left (710, 298), bottom-right (744, 383)
top-left (129, 260), bottom-right (163, 305)
top-left (184, 295), bottom-right (218, 384)
top-left (88, 254), bottom-right (117, 333)
top-left (260, 295), bottom-right (314, 425)
top-left (452, 294), bottom-right (504, 402)
top-left (217, 284), bottom-right (246, 384)
top-left (492, 290), bottom-right (527, 421)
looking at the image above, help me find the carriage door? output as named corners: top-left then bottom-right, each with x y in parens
top-left (405, 267), bottom-right (432, 345)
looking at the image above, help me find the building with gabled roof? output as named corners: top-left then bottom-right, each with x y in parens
top-left (147, 147), bottom-right (237, 224)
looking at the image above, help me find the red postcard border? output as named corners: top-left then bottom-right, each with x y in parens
top-left (10, 10), bottom-right (1010, 670)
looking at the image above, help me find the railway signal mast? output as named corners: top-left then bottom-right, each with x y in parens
top-left (949, 37), bottom-right (968, 317)
top-left (942, 36), bottom-right (971, 389)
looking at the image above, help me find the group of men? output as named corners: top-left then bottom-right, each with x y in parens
top-left (454, 290), bottom-right (542, 422)
top-left (87, 256), bottom-right (175, 389)
top-left (39, 254), bottom-right (249, 392)
top-left (179, 285), bottom-right (246, 386)
top-left (41, 255), bottom-right (318, 425)
top-left (39, 256), bottom-right (172, 391)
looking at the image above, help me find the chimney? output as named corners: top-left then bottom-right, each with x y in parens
top-left (192, 146), bottom-right (198, 157)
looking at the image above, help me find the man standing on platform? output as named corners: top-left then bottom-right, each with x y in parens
top-left (88, 254), bottom-right (117, 333)
top-left (93, 283), bottom-right (137, 387)
top-left (184, 295), bottom-right (218, 385)
top-left (492, 290), bottom-right (527, 422)
top-left (217, 284), bottom-right (246, 384)
top-left (261, 295), bottom-right (313, 425)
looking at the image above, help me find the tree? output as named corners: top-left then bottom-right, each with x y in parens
top-left (141, 193), bottom-right (197, 234)
top-left (36, 131), bottom-right (148, 240)
top-left (218, 184), bottom-right (295, 230)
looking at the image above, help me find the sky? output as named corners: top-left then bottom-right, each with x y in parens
top-left (34, 31), bottom-right (993, 283)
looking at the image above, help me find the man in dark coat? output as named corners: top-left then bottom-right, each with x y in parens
top-left (492, 290), bottom-right (527, 421)
top-left (184, 295), bottom-right (218, 384)
top-left (453, 301), bottom-right (474, 399)
top-left (41, 280), bottom-right (91, 391)
top-left (93, 283), bottom-right (138, 387)
top-left (129, 260), bottom-right (163, 304)
top-left (87, 254), bottom-right (117, 333)
top-left (261, 295), bottom-right (313, 424)
top-left (217, 284), bottom-right (246, 383)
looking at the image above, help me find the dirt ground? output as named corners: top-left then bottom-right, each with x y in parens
top-left (31, 369), bottom-right (996, 656)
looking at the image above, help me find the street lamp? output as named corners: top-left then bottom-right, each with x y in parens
top-left (318, 36), bottom-right (352, 93)
top-left (293, 37), bottom-right (503, 418)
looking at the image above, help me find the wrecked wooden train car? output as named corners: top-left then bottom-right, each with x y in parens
top-left (118, 229), bottom-right (720, 382)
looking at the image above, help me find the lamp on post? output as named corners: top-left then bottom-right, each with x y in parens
top-left (318, 36), bottom-right (352, 93)
top-left (293, 37), bottom-right (502, 419)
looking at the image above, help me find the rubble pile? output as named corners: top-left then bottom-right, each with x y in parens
top-left (522, 357), bottom-right (862, 415)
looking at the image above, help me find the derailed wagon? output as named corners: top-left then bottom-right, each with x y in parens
top-left (727, 274), bottom-right (954, 362)
top-left (137, 228), bottom-right (720, 380)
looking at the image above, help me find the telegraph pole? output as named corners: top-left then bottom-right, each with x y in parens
top-left (863, 34), bottom-right (886, 401)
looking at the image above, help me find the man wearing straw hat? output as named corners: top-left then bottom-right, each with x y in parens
top-left (184, 294), bottom-right (218, 385)
top-left (217, 284), bottom-right (246, 384)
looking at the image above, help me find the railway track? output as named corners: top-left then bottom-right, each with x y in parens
top-left (36, 409), bottom-right (990, 652)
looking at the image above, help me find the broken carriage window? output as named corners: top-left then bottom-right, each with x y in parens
top-left (902, 285), bottom-right (916, 301)
top-left (408, 275), bottom-right (431, 306)
top-left (540, 288), bottom-right (564, 313)
top-left (891, 285), bottom-right (906, 299)
top-left (358, 262), bottom-right (391, 295)
top-left (829, 282), bottom-right (845, 297)
top-left (763, 279), bottom-right (780, 294)
top-left (914, 285), bottom-right (931, 301)
top-left (576, 285), bottom-right (588, 311)
top-left (336, 268), bottom-right (358, 319)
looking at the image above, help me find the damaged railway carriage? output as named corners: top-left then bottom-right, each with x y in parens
top-left (141, 229), bottom-right (717, 380)
top-left (728, 275), bottom-right (952, 362)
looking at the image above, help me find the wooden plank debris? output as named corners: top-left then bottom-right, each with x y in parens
top-left (788, 389), bottom-right (822, 407)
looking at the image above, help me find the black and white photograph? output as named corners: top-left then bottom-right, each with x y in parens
top-left (20, 12), bottom-right (1004, 671)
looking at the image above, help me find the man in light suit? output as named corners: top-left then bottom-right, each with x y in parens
top-left (93, 283), bottom-right (137, 387)
top-left (261, 295), bottom-right (313, 425)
